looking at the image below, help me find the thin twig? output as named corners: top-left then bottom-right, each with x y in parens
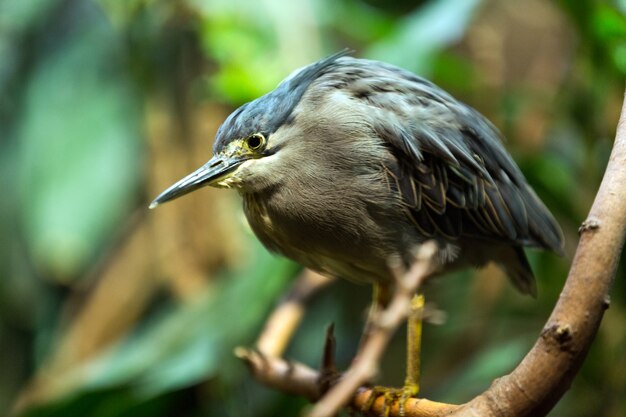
top-left (317, 324), bottom-right (339, 395)
top-left (234, 348), bottom-right (319, 400)
top-left (306, 242), bottom-right (438, 417)
top-left (256, 270), bottom-right (334, 357)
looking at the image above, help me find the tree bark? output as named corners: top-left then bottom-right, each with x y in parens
top-left (448, 90), bottom-right (626, 416)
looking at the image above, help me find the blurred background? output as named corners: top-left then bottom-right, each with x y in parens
top-left (1, 0), bottom-right (625, 416)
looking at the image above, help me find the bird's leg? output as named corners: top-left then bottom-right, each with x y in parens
top-left (399, 293), bottom-right (425, 414)
top-left (362, 293), bottom-right (425, 417)
top-left (359, 282), bottom-right (392, 350)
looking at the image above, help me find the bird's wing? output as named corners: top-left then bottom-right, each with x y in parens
top-left (371, 86), bottom-right (563, 253)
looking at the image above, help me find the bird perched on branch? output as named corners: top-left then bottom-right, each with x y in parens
top-left (151, 51), bottom-right (564, 412)
top-left (151, 51), bottom-right (563, 298)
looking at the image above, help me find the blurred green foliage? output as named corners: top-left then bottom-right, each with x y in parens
top-left (17, 11), bottom-right (142, 281)
top-left (1, 0), bottom-right (625, 416)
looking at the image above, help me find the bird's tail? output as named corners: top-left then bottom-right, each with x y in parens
top-left (523, 185), bottom-right (564, 256)
top-left (495, 246), bottom-right (538, 297)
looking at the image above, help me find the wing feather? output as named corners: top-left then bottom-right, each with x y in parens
top-left (377, 95), bottom-right (563, 251)
top-left (349, 58), bottom-right (563, 252)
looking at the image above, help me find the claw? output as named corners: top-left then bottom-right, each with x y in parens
top-left (361, 383), bottom-right (419, 417)
top-left (361, 294), bottom-right (426, 417)
top-left (398, 381), bottom-right (419, 416)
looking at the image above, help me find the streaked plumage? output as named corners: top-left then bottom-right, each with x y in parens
top-left (151, 52), bottom-right (563, 296)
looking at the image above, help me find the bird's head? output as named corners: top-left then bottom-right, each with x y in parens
top-left (149, 51), bottom-right (350, 209)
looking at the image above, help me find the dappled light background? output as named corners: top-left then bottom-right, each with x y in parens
top-left (1, 0), bottom-right (625, 416)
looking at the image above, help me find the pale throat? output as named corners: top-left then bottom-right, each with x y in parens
top-left (210, 158), bottom-right (264, 189)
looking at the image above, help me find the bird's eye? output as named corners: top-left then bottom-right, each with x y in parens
top-left (246, 133), bottom-right (266, 150)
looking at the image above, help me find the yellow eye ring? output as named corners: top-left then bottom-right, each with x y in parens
top-left (246, 133), bottom-right (266, 150)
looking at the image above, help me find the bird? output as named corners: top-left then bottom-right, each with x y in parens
top-left (150, 51), bottom-right (563, 300)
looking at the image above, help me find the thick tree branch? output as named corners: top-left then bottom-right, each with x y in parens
top-left (448, 90), bottom-right (626, 416)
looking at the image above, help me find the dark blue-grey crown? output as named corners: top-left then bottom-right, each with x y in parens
top-left (213, 50), bottom-right (351, 153)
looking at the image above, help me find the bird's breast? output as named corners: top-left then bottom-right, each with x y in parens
top-left (241, 185), bottom-right (404, 284)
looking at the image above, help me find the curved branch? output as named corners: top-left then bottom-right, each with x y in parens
top-left (449, 90), bottom-right (626, 416)
top-left (255, 270), bottom-right (334, 357)
top-left (235, 349), bottom-right (458, 416)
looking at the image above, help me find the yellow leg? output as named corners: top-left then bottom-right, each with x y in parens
top-left (360, 282), bottom-right (392, 348)
top-left (399, 293), bottom-right (425, 414)
top-left (362, 293), bottom-right (425, 417)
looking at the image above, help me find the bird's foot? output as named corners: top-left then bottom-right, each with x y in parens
top-left (361, 381), bottom-right (419, 417)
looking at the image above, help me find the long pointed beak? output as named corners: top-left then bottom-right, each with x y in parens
top-left (149, 156), bottom-right (242, 209)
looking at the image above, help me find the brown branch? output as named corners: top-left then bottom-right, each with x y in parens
top-left (255, 270), bottom-right (334, 357)
top-left (447, 90), bottom-right (626, 416)
top-left (236, 348), bottom-right (458, 416)
top-left (234, 348), bottom-right (320, 400)
top-left (238, 242), bottom-right (459, 417)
